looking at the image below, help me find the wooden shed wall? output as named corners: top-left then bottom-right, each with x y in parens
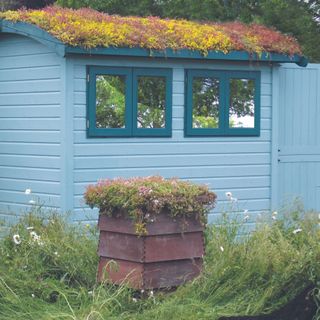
top-left (68, 57), bottom-right (273, 228)
top-left (0, 34), bottom-right (64, 225)
top-left (277, 63), bottom-right (320, 211)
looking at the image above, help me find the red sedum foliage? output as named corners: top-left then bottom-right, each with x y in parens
top-left (0, 6), bottom-right (302, 56)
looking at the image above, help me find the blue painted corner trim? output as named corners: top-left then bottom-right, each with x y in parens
top-left (0, 19), bottom-right (308, 66)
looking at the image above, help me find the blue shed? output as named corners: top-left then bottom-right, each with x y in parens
top-left (0, 8), bottom-right (314, 230)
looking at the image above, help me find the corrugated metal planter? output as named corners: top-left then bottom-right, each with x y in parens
top-left (97, 211), bottom-right (205, 290)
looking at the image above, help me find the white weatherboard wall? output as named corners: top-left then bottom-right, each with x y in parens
top-left (69, 56), bottom-right (273, 227)
top-left (0, 34), bottom-right (64, 225)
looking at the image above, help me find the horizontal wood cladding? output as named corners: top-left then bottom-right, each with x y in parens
top-left (71, 58), bottom-right (273, 218)
top-left (0, 34), bottom-right (63, 217)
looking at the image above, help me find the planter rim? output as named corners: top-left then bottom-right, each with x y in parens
top-left (98, 211), bottom-right (205, 236)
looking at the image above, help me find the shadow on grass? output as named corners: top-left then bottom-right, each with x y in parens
top-left (219, 286), bottom-right (317, 320)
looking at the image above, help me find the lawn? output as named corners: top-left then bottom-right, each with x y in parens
top-left (0, 207), bottom-right (319, 320)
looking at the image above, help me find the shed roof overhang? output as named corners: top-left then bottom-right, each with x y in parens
top-left (0, 19), bottom-right (308, 67)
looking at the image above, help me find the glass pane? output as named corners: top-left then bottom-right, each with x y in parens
top-left (229, 79), bottom-right (255, 128)
top-left (137, 76), bottom-right (166, 128)
top-left (192, 77), bottom-right (219, 128)
top-left (95, 75), bottom-right (126, 129)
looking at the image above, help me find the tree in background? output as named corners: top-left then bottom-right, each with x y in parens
top-left (54, 0), bottom-right (320, 62)
top-left (0, 0), bottom-right (55, 10)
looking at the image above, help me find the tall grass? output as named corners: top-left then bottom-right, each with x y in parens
top-left (0, 208), bottom-right (319, 319)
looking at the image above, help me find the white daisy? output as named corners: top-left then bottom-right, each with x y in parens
top-left (225, 192), bottom-right (232, 199)
top-left (13, 234), bottom-right (21, 245)
top-left (293, 228), bottom-right (302, 234)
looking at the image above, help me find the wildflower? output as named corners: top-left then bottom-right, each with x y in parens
top-left (31, 294), bottom-right (35, 298)
top-left (272, 215), bottom-right (277, 221)
top-left (272, 211), bottom-right (278, 216)
top-left (29, 200), bottom-right (36, 205)
top-left (25, 189), bottom-right (32, 195)
top-left (244, 215), bottom-right (250, 222)
top-left (37, 240), bottom-right (44, 246)
top-left (88, 291), bottom-right (93, 296)
top-left (225, 192), bottom-right (232, 199)
top-left (132, 297), bottom-right (137, 303)
top-left (149, 290), bottom-right (154, 297)
top-left (13, 234), bottom-right (21, 245)
top-left (231, 197), bottom-right (238, 202)
top-left (244, 209), bottom-right (249, 215)
top-left (220, 246), bottom-right (224, 252)
top-left (26, 226), bottom-right (34, 230)
top-left (30, 231), bottom-right (40, 241)
top-left (293, 228), bottom-right (302, 234)
top-left (54, 251), bottom-right (59, 256)
top-left (29, 231), bottom-right (43, 245)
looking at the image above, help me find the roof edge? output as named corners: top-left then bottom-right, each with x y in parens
top-left (65, 46), bottom-right (308, 66)
top-left (0, 20), bottom-right (308, 66)
top-left (0, 20), bottom-right (65, 56)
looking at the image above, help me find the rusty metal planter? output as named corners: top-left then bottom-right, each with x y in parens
top-left (97, 212), bottom-right (205, 290)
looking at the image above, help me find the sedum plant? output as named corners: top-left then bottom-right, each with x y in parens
top-left (84, 176), bottom-right (216, 235)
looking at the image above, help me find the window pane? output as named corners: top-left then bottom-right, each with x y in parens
top-left (96, 75), bottom-right (126, 129)
top-left (229, 79), bottom-right (255, 128)
top-left (137, 76), bottom-right (166, 128)
top-left (192, 77), bottom-right (219, 128)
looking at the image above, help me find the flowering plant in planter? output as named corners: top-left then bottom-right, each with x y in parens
top-left (84, 176), bottom-right (216, 235)
top-left (84, 176), bottom-right (217, 290)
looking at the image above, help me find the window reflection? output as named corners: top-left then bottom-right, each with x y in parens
top-left (229, 79), bottom-right (255, 128)
top-left (95, 75), bottom-right (126, 129)
top-left (137, 76), bottom-right (166, 128)
top-left (192, 77), bottom-right (219, 128)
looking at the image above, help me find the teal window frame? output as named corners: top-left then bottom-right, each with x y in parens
top-left (87, 66), bottom-right (172, 137)
top-left (185, 69), bottom-right (261, 137)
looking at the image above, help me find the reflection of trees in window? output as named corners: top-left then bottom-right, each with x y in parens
top-left (192, 77), bottom-right (219, 128)
top-left (137, 76), bottom-right (166, 128)
top-left (95, 75), bottom-right (126, 129)
top-left (229, 79), bottom-right (255, 128)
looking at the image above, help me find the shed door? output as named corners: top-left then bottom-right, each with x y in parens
top-left (278, 64), bottom-right (320, 210)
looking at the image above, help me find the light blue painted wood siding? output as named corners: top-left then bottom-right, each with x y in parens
top-left (0, 34), bottom-right (64, 223)
top-left (69, 56), bottom-right (273, 226)
top-left (278, 64), bottom-right (320, 211)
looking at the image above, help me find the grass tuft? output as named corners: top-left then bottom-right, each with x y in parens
top-left (0, 208), bottom-right (319, 319)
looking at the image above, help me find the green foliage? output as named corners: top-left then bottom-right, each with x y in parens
top-left (96, 75), bottom-right (126, 129)
top-left (137, 76), bottom-right (166, 129)
top-left (84, 176), bottom-right (217, 235)
top-left (0, 208), bottom-right (319, 319)
top-left (55, 0), bottom-right (320, 62)
top-left (96, 75), bottom-right (166, 129)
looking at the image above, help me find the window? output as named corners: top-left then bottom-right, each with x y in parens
top-left (87, 67), bottom-right (172, 137)
top-left (185, 70), bottom-right (260, 136)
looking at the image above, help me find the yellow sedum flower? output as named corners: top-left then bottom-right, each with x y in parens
top-left (0, 6), bottom-right (302, 56)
